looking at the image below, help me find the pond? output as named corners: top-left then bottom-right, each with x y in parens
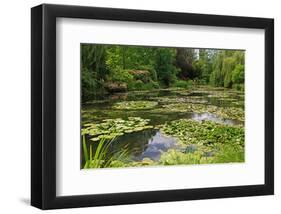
top-left (81, 86), bottom-right (244, 168)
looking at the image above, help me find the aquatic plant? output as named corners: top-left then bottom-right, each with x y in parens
top-left (82, 134), bottom-right (130, 169)
top-left (81, 85), bottom-right (245, 168)
top-left (160, 103), bottom-right (244, 121)
top-left (109, 157), bottom-right (156, 168)
top-left (82, 117), bottom-right (154, 141)
top-left (112, 101), bottom-right (158, 110)
top-left (159, 144), bottom-right (244, 165)
top-left (159, 149), bottom-right (207, 165)
top-left (152, 96), bottom-right (208, 104)
top-left (159, 119), bottom-right (244, 165)
top-left (82, 135), bottom-right (112, 169)
top-left (161, 119), bottom-right (244, 147)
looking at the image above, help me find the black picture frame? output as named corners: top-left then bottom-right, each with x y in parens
top-left (31, 3), bottom-right (274, 210)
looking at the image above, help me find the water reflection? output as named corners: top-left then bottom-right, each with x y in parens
top-left (191, 112), bottom-right (240, 125)
top-left (107, 112), bottom-right (240, 162)
top-left (110, 129), bottom-right (177, 161)
top-left (138, 131), bottom-right (177, 161)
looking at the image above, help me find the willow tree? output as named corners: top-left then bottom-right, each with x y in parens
top-left (210, 50), bottom-right (245, 89)
top-left (81, 44), bottom-right (107, 101)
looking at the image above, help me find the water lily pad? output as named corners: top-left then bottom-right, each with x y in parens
top-left (157, 103), bottom-right (244, 121)
top-left (82, 117), bottom-right (154, 141)
top-left (112, 101), bottom-right (158, 110)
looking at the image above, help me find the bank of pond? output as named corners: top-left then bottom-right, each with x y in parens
top-left (81, 85), bottom-right (245, 169)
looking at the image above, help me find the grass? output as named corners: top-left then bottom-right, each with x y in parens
top-left (82, 135), bottom-right (113, 169)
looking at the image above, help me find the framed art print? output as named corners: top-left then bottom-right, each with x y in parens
top-left (31, 4), bottom-right (274, 209)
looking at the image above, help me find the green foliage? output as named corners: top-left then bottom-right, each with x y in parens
top-left (108, 69), bottom-right (134, 83)
top-left (210, 144), bottom-right (244, 163)
top-left (232, 64), bottom-right (244, 84)
top-left (222, 56), bottom-right (237, 88)
top-left (105, 45), bottom-right (156, 70)
top-left (154, 48), bottom-right (178, 87)
top-left (159, 143), bottom-right (244, 165)
top-left (82, 134), bottom-right (89, 164)
top-left (160, 149), bottom-right (204, 165)
top-left (82, 135), bottom-right (129, 169)
top-left (81, 44), bottom-right (108, 101)
top-left (129, 70), bottom-right (150, 83)
top-left (81, 68), bottom-right (100, 101)
top-left (210, 50), bottom-right (245, 89)
top-left (136, 65), bottom-right (158, 82)
top-left (172, 80), bottom-right (193, 89)
top-left (193, 49), bottom-right (213, 83)
top-left (128, 80), bottom-right (159, 91)
top-left (81, 44), bottom-right (245, 98)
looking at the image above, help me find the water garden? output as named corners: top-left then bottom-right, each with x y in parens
top-left (81, 86), bottom-right (244, 168)
top-left (81, 44), bottom-right (245, 169)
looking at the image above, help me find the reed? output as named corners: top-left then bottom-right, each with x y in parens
top-left (82, 134), bottom-right (125, 168)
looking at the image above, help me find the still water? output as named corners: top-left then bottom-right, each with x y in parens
top-left (82, 87), bottom-right (244, 164)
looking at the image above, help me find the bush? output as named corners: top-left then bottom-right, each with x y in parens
top-left (129, 70), bottom-right (150, 83)
top-left (128, 80), bottom-right (159, 91)
top-left (136, 65), bottom-right (158, 82)
top-left (82, 68), bottom-right (103, 102)
top-left (173, 80), bottom-right (193, 88)
top-left (109, 69), bottom-right (133, 83)
top-left (232, 64), bottom-right (244, 84)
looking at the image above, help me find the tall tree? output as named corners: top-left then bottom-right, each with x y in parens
top-left (210, 50), bottom-right (245, 88)
top-left (154, 48), bottom-right (178, 87)
top-left (175, 48), bottom-right (196, 79)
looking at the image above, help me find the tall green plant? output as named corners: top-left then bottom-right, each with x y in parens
top-left (82, 135), bottom-right (129, 169)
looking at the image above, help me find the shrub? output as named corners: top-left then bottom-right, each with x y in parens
top-left (173, 80), bottom-right (193, 88)
top-left (136, 65), bottom-right (158, 82)
top-left (128, 80), bottom-right (159, 91)
top-left (232, 64), bottom-right (244, 84)
top-left (108, 69), bottom-right (133, 83)
top-left (82, 68), bottom-right (103, 102)
top-left (129, 70), bottom-right (150, 83)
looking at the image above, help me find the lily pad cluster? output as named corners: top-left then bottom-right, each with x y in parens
top-left (158, 119), bottom-right (244, 165)
top-left (112, 101), bottom-right (158, 110)
top-left (82, 117), bottom-right (153, 142)
top-left (152, 96), bottom-right (208, 104)
top-left (160, 103), bottom-right (244, 121)
top-left (161, 119), bottom-right (244, 147)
